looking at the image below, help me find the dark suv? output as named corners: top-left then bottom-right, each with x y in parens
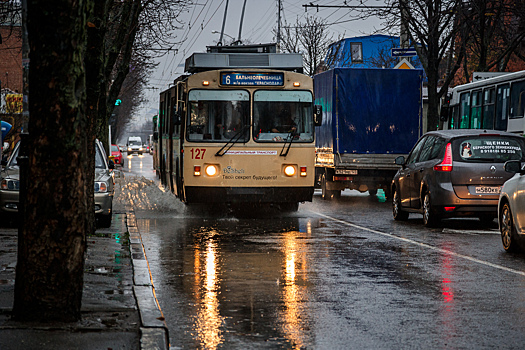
top-left (392, 129), bottom-right (525, 226)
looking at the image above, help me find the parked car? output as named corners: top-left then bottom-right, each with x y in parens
top-left (498, 161), bottom-right (525, 252)
top-left (0, 139), bottom-right (115, 227)
top-left (111, 144), bottom-right (124, 167)
top-left (392, 129), bottom-right (525, 226)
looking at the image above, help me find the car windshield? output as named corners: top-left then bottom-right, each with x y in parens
top-left (129, 140), bottom-right (141, 146)
top-left (95, 144), bottom-right (106, 169)
top-left (253, 90), bottom-right (314, 142)
top-left (457, 137), bottom-right (524, 162)
top-left (6, 143), bottom-right (20, 167)
top-left (111, 145), bottom-right (119, 152)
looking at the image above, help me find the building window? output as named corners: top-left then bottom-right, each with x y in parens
top-left (350, 42), bottom-right (363, 63)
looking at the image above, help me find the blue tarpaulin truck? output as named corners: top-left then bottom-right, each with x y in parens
top-left (314, 68), bottom-right (423, 199)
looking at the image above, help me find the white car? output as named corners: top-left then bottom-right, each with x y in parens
top-left (498, 160), bottom-right (525, 252)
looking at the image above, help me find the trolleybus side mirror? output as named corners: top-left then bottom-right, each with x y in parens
top-left (153, 131), bottom-right (158, 141)
top-left (314, 105), bottom-right (323, 126)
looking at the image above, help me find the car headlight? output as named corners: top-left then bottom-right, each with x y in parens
top-left (1, 178), bottom-right (20, 191)
top-left (139, 147), bottom-right (143, 151)
top-left (94, 181), bottom-right (108, 193)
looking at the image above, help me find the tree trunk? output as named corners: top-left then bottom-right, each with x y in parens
top-left (13, 0), bottom-right (91, 322)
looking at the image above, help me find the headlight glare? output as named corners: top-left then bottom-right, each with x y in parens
top-left (284, 165), bottom-right (296, 177)
top-left (205, 165), bottom-right (218, 177)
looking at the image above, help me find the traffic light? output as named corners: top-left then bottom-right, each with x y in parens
top-left (115, 99), bottom-right (122, 106)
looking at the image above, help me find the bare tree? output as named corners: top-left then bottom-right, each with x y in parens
top-left (12, 0), bottom-right (189, 322)
top-left (365, 0), bottom-right (468, 131)
top-left (277, 15), bottom-right (334, 76)
top-left (456, 0), bottom-right (525, 83)
top-left (13, 0), bottom-right (91, 322)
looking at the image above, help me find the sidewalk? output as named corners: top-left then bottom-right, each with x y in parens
top-left (0, 170), bottom-right (167, 349)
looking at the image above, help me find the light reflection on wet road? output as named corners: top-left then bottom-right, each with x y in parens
top-left (120, 154), bottom-right (525, 349)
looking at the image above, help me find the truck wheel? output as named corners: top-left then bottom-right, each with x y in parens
top-left (321, 174), bottom-right (336, 200)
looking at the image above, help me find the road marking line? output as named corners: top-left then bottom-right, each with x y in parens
top-left (442, 228), bottom-right (500, 235)
top-left (313, 212), bottom-right (525, 277)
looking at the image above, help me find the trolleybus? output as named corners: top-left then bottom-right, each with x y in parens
top-left (441, 70), bottom-right (525, 133)
top-left (155, 44), bottom-right (322, 210)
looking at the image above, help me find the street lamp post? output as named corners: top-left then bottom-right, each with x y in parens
top-left (211, 30), bottom-right (235, 41)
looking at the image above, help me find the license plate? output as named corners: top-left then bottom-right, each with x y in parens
top-left (475, 186), bottom-right (501, 194)
top-left (336, 169), bottom-right (358, 175)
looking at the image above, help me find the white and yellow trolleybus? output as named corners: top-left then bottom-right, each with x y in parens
top-left (155, 44), bottom-right (322, 210)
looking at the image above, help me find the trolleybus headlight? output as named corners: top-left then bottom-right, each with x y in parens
top-left (205, 164), bottom-right (218, 177)
top-left (284, 165), bottom-right (296, 177)
top-left (300, 166), bottom-right (307, 177)
top-left (194, 166), bottom-right (201, 176)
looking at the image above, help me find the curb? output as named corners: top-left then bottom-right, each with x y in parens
top-left (126, 206), bottom-right (169, 350)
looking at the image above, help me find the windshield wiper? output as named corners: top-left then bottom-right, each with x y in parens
top-left (280, 131), bottom-right (297, 157)
top-left (215, 125), bottom-right (250, 157)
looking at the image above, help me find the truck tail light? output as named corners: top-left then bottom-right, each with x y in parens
top-left (434, 143), bottom-right (453, 172)
top-left (194, 166), bottom-right (201, 176)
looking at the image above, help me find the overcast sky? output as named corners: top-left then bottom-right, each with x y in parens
top-left (134, 0), bottom-right (388, 123)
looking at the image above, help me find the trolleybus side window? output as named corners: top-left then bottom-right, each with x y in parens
top-left (510, 80), bottom-right (525, 119)
top-left (253, 90), bottom-right (314, 142)
top-left (459, 92), bottom-right (470, 129)
top-left (482, 87), bottom-right (495, 129)
top-left (495, 84), bottom-right (509, 130)
top-left (471, 90), bottom-right (482, 128)
top-left (187, 90), bottom-right (249, 142)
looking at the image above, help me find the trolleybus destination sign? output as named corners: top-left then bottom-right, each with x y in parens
top-left (221, 72), bottom-right (284, 86)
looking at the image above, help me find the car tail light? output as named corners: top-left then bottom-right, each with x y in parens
top-left (434, 143), bottom-right (453, 172)
top-left (444, 207), bottom-right (456, 212)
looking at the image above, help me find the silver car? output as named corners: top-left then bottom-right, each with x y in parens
top-left (392, 129), bottom-right (525, 226)
top-left (498, 161), bottom-right (525, 252)
top-left (0, 139), bottom-right (115, 227)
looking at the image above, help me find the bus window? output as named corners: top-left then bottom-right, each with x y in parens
top-left (482, 87), bottom-right (495, 129)
top-left (253, 90), bottom-right (314, 142)
top-left (459, 92), bottom-right (470, 128)
top-left (450, 105), bottom-right (458, 129)
top-left (187, 90), bottom-right (250, 142)
top-left (510, 80), bottom-right (525, 119)
top-left (495, 84), bottom-right (509, 130)
top-left (471, 90), bottom-right (482, 128)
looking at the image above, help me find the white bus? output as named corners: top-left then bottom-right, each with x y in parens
top-left (441, 70), bottom-right (525, 133)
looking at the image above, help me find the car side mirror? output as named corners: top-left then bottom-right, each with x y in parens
top-left (504, 160), bottom-right (524, 174)
top-left (314, 105), bottom-right (322, 126)
top-left (395, 155), bottom-right (406, 167)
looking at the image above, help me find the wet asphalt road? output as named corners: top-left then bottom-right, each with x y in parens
top-left (122, 153), bottom-right (525, 349)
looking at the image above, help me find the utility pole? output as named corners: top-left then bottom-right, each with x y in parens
top-left (219, 0), bottom-right (229, 45)
top-left (277, 0), bottom-right (281, 52)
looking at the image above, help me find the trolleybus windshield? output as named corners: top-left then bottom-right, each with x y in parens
top-left (253, 90), bottom-right (314, 142)
top-left (187, 90), bottom-right (250, 142)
